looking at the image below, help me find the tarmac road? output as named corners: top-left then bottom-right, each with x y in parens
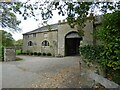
top-left (2, 55), bottom-right (81, 88)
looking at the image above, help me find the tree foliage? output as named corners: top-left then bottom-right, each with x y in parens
top-left (1, 30), bottom-right (15, 47)
top-left (0, 30), bottom-right (15, 61)
top-left (0, 1), bottom-right (120, 32)
top-left (15, 39), bottom-right (23, 46)
top-left (97, 11), bottom-right (120, 70)
top-left (0, 2), bottom-right (22, 31)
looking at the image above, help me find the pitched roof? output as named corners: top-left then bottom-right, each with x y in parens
top-left (23, 23), bottom-right (59, 35)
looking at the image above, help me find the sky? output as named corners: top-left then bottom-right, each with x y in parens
top-left (1, 0), bottom-right (116, 40)
top-left (12, 10), bottom-right (67, 40)
top-left (0, 9), bottom-right (67, 41)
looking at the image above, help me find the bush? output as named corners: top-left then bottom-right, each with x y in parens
top-left (80, 45), bottom-right (104, 61)
top-left (96, 11), bottom-right (120, 84)
top-left (106, 68), bottom-right (120, 85)
top-left (23, 52), bottom-right (27, 55)
top-left (34, 52), bottom-right (37, 55)
top-left (47, 53), bottom-right (52, 56)
top-left (1, 46), bottom-right (4, 61)
top-left (16, 57), bottom-right (23, 61)
top-left (38, 52), bottom-right (41, 56)
top-left (42, 53), bottom-right (46, 56)
top-left (26, 52), bottom-right (29, 55)
top-left (30, 52), bottom-right (33, 55)
top-left (16, 49), bottom-right (22, 55)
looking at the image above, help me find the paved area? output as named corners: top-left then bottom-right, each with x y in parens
top-left (2, 55), bottom-right (81, 88)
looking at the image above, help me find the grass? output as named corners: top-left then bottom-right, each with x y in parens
top-left (15, 57), bottom-right (23, 61)
top-left (16, 49), bottom-right (22, 55)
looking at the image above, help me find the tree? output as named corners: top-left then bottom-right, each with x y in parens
top-left (0, 30), bottom-right (15, 61)
top-left (1, 30), bottom-right (15, 47)
top-left (0, 2), bottom-right (22, 32)
top-left (0, 1), bottom-right (120, 32)
top-left (15, 39), bottom-right (23, 46)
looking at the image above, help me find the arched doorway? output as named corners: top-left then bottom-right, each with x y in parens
top-left (65, 31), bottom-right (82, 56)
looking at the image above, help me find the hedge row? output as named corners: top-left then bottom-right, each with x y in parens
top-left (19, 52), bottom-right (52, 56)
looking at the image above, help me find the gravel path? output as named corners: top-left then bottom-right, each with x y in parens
top-left (2, 55), bottom-right (81, 88)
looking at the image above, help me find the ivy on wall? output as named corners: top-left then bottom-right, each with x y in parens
top-left (80, 11), bottom-right (120, 84)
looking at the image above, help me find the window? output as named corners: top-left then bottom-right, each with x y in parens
top-left (28, 41), bottom-right (33, 46)
top-left (42, 40), bottom-right (49, 46)
top-left (33, 33), bottom-right (36, 37)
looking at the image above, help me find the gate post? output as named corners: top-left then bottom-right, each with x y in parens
top-left (4, 47), bottom-right (16, 62)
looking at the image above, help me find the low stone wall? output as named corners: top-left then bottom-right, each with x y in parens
top-left (4, 47), bottom-right (16, 62)
top-left (79, 57), bottom-right (120, 89)
top-left (88, 70), bottom-right (120, 89)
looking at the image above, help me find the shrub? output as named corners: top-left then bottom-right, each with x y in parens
top-left (1, 46), bottom-right (4, 61)
top-left (47, 53), bottom-right (52, 56)
top-left (23, 52), bottom-right (27, 55)
top-left (16, 57), bottom-right (23, 61)
top-left (38, 52), bottom-right (41, 56)
top-left (16, 49), bottom-right (22, 55)
top-left (80, 45), bottom-right (104, 61)
top-left (42, 53), bottom-right (46, 56)
top-left (34, 52), bottom-right (37, 55)
top-left (26, 52), bottom-right (29, 55)
top-left (26, 50), bottom-right (30, 55)
top-left (30, 52), bottom-right (33, 55)
top-left (96, 11), bottom-right (120, 84)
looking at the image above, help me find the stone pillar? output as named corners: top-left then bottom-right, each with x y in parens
top-left (4, 47), bottom-right (16, 62)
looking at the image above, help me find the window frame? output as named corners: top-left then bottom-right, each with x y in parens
top-left (42, 40), bottom-right (49, 46)
top-left (28, 41), bottom-right (33, 46)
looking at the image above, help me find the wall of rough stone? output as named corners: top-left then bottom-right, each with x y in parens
top-left (23, 20), bottom-right (94, 56)
top-left (57, 21), bottom-right (94, 56)
top-left (57, 22), bottom-right (78, 56)
top-left (4, 47), bottom-right (16, 62)
top-left (23, 30), bottom-right (58, 56)
top-left (82, 20), bottom-right (93, 45)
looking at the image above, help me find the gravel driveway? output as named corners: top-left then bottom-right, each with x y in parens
top-left (2, 55), bottom-right (81, 88)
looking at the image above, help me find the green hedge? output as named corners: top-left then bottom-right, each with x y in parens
top-left (38, 52), bottom-right (41, 56)
top-left (80, 45), bottom-right (120, 84)
top-left (47, 53), bottom-right (52, 56)
top-left (80, 45), bottom-right (104, 61)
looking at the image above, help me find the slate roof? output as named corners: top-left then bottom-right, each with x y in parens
top-left (23, 23), bottom-right (59, 35)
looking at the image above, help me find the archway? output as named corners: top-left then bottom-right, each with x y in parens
top-left (65, 31), bottom-right (82, 56)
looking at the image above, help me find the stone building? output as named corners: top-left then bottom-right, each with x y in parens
top-left (23, 18), bottom-right (100, 56)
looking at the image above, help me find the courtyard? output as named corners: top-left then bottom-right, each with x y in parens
top-left (2, 56), bottom-right (82, 88)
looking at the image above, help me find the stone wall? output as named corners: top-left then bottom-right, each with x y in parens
top-left (0, 31), bottom-right (2, 61)
top-left (79, 56), bottom-right (120, 89)
top-left (23, 30), bottom-right (58, 56)
top-left (4, 47), bottom-right (16, 62)
top-left (23, 20), bottom-right (94, 56)
top-left (57, 23), bottom-right (78, 56)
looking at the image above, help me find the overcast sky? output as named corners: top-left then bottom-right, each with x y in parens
top-left (0, 9), bottom-right (67, 40)
top-left (1, 0), bottom-right (116, 40)
top-left (13, 10), bottom-right (67, 40)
